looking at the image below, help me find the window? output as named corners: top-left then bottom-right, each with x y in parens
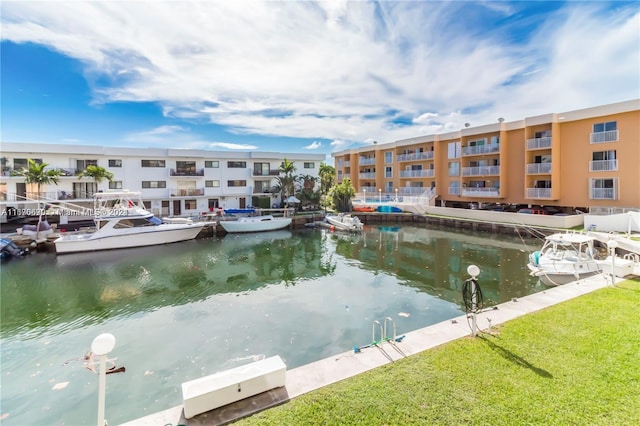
top-left (385, 152), bottom-right (393, 164)
top-left (592, 150), bottom-right (616, 161)
top-left (254, 162), bottom-right (270, 175)
top-left (591, 121), bottom-right (618, 143)
top-left (304, 162), bottom-right (315, 169)
top-left (141, 160), bottom-right (166, 167)
top-left (205, 180), bottom-right (220, 187)
top-left (109, 181), bottom-right (123, 189)
top-left (175, 161), bottom-right (196, 175)
top-left (227, 180), bottom-right (246, 187)
top-left (76, 159), bottom-right (98, 170)
top-left (142, 181), bottom-right (166, 188)
top-left (386, 182), bottom-right (394, 192)
top-left (337, 170), bottom-right (343, 180)
top-left (185, 200), bottom-right (197, 210)
top-left (448, 162), bottom-right (460, 176)
top-left (108, 159), bottom-right (122, 167)
top-left (590, 178), bottom-right (617, 200)
top-left (447, 142), bottom-right (461, 159)
top-left (205, 160), bottom-right (219, 168)
top-left (593, 121), bottom-right (617, 133)
top-left (591, 150), bottom-right (617, 171)
top-left (385, 166), bottom-right (393, 178)
top-left (468, 138), bottom-right (486, 147)
top-left (14, 158), bottom-right (42, 169)
top-left (490, 136), bottom-right (500, 144)
top-left (227, 161), bottom-right (246, 168)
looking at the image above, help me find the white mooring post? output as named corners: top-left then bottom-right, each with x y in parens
top-left (467, 265), bottom-right (480, 336)
top-left (91, 333), bottom-right (116, 426)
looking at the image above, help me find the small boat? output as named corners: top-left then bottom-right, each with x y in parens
top-left (19, 220), bottom-right (55, 241)
top-left (219, 215), bottom-right (292, 233)
top-left (527, 232), bottom-right (601, 286)
top-left (325, 214), bottom-right (364, 233)
top-left (353, 206), bottom-right (376, 212)
top-left (224, 208), bottom-right (256, 215)
top-left (377, 205), bottom-right (402, 213)
top-left (1, 238), bottom-right (29, 260)
top-left (54, 191), bottom-right (204, 254)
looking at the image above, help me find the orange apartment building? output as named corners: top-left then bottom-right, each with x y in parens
top-left (332, 99), bottom-right (639, 212)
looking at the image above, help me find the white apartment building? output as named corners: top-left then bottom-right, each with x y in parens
top-left (0, 142), bottom-right (325, 218)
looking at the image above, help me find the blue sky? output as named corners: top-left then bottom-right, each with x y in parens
top-left (1, 1), bottom-right (638, 161)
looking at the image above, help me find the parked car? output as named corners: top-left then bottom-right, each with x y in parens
top-left (517, 208), bottom-right (548, 215)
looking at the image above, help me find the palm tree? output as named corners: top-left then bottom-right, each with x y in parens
top-left (278, 158), bottom-right (297, 200)
top-left (319, 162), bottom-right (335, 195)
top-left (11, 158), bottom-right (62, 236)
top-left (79, 165), bottom-right (114, 196)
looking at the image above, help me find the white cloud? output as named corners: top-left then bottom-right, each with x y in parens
top-left (207, 142), bottom-right (257, 150)
top-left (2, 1), bottom-right (638, 151)
top-left (304, 141), bottom-right (322, 150)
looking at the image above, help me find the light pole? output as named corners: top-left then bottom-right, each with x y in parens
top-left (92, 333), bottom-right (116, 426)
top-left (467, 265), bottom-right (480, 336)
top-left (394, 188), bottom-right (398, 203)
top-left (363, 188), bottom-right (366, 204)
top-left (607, 240), bottom-right (618, 286)
top-left (378, 188), bottom-right (382, 203)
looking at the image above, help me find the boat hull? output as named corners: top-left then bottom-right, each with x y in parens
top-left (220, 217), bottom-right (291, 233)
top-left (54, 223), bottom-right (204, 254)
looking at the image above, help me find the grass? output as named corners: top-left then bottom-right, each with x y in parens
top-left (238, 279), bottom-right (640, 425)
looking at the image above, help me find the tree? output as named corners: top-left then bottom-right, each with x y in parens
top-left (79, 165), bottom-right (114, 193)
top-left (327, 178), bottom-right (356, 212)
top-left (278, 158), bottom-right (297, 200)
top-left (11, 158), bottom-right (62, 237)
top-left (319, 162), bottom-right (335, 195)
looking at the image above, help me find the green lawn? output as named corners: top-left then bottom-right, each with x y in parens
top-left (239, 279), bottom-right (640, 425)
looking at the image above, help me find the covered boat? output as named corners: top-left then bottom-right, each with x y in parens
top-left (219, 215), bottom-right (292, 233)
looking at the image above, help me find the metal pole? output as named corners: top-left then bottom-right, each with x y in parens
top-left (471, 279), bottom-right (477, 336)
top-left (97, 354), bottom-right (106, 426)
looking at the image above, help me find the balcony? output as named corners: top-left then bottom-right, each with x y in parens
top-left (526, 163), bottom-right (552, 174)
top-left (359, 172), bottom-right (376, 179)
top-left (526, 188), bottom-right (552, 199)
top-left (170, 188), bottom-right (205, 197)
top-left (526, 137), bottom-right (552, 150)
top-left (252, 169), bottom-right (279, 177)
top-left (400, 169), bottom-right (434, 178)
top-left (462, 187), bottom-right (500, 197)
top-left (462, 165), bottom-right (500, 177)
top-left (399, 187), bottom-right (427, 195)
top-left (461, 144), bottom-right (500, 156)
top-left (359, 157), bottom-right (376, 166)
top-left (44, 167), bottom-right (78, 177)
top-left (397, 151), bottom-right (434, 162)
top-left (590, 130), bottom-right (618, 144)
top-left (589, 159), bottom-right (618, 172)
top-left (169, 168), bottom-right (205, 177)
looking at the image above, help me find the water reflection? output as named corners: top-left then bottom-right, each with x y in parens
top-left (0, 224), bottom-right (539, 426)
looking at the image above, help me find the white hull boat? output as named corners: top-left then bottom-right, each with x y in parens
top-left (220, 215), bottom-right (292, 233)
top-left (54, 191), bottom-right (204, 254)
top-left (527, 232), bottom-right (601, 286)
top-left (325, 214), bottom-right (364, 233)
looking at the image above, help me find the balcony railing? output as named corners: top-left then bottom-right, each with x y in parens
top-left (590, 130), bottom-right (618, 144)
top-left (462, 187), bottom-right (500, 197)
top-left (399, 187), bottom-right (428, 195)
top-left (397, 151), bottom-right (434, 162)
top-left (169, 169), bottom-right (205, 177)
top-left (590, 188), bottom-right (616, 200)
top-left (589, 159), bottom-right (618, 172)
top-left (358, 157), bottom-right (376, 166)
top-left (170, 188), bottom-right (205, 197)
top-left (461, 144), bottom-right (500, 156)
top-left (526, 137), bottom-right (552, 150)
top-left (526, 163), bottom-right (552, 174)
top-left (359, 172), bottom-right (376, 179)
top-left (399, 169), bottom-right (435, 178)
top-left (44, 167), bottom-right (78, 176)
top-left (461, 165), bottom-right (500, 176)
top-left (526, 188), bottom-right (552, 199)
top-left (252, 169), bottom-right (279, 176)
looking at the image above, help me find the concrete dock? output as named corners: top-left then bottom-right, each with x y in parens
top-left (121, 273), bottom-right (617, 426)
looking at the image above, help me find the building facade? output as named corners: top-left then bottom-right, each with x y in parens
top-left (332, 99), bottom-right (640, 211)
top-left (0, 143), bottom-right (325, 217)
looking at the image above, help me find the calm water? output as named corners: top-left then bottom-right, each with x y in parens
top-left (0, 224), bottom-right (540, 425)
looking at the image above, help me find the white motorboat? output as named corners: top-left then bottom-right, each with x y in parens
top-left (527, 232), bottom-right (601, 286)
top-left (54, 191), bottom-right (204, 254)
top-left (219, 215), bottom-right (292, 233)
top-left (325, 214), bottom-right (364, 233)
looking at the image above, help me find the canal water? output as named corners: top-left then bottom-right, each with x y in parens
top-left (0, 224), bottom-right (541, 425)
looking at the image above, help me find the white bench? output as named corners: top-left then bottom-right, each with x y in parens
top-left (181, 355), bottom-right (286, 419)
